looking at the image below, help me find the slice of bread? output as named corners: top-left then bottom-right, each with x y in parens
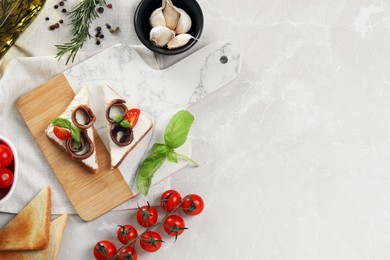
top-left (0, 186), bottom-right (51, 251)
top-left (103, 85), bottom-right (154, 169)
top-left (0, 214), bottom-right (68, 260)
top-left (45, 85), bottom-right (99, 173)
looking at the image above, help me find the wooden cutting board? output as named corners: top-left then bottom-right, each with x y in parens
top-left (17, 42), bottom-right (241, 221)
top-left (17, 74), bottom-right (133, 221)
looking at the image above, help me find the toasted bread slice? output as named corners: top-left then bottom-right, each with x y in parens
top-left (45, 85), bottom-right (99, 173)
top-left (103, 85), bottom-right (154, 169)
top-left (0, 214), bottom-right (68, 260)
top-left (0, 186), bottom-right (51, 251)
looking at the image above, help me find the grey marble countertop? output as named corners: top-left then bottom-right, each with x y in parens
top-left (2, 0), bottom-right (390, 259)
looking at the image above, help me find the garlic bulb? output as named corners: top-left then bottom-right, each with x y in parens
top-left (162, 0), bottom-right (180, 30)
top-left (150, 26), bottom-right (175, 47)
top-left (167, 34), bottom-right (194, 49)
top-left (149, 7), bottom-right (166, 27)
top-left (175, 8), bottom-right (192, 34)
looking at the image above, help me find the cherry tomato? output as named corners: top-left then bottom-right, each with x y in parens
top-left (136, 203), bottom-right (158, 228)
top-left (163, 215), bottom-right (187, 239)
top-left (160, 190), bottom-right (182, 212)
top-left (93, 240), bottom-right (117, 260)
top-left (0, 168), bottom-right (13, 189)
top-left (53, 126), bottom-right (71, 140)
top-left (117, 245), bottom-right (138, 260)
top-left (139, 231), bottom-right (163, 252)
top-left (0, 144), bottom-right (13, 168)
top-left (181, 194), bottom-right (204, 216)
top-left (117, 224), bottom-right (138, 245)
top-left (124, 108), bottom-right (140, 128)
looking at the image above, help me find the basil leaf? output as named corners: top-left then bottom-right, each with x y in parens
top-left (152, 143), bottom-right (170, 156)
top-left (52, 117), bottom-right (72, 129)
top-left (136, 153), bottom-right (167, 195)
top-left (70, 126), bottom-right (81, 148)
top-left (119, 120), bottom-right (131, 129)
top-left (166, 148), bottom-right (178, 163)
top-left (164, 110), bottom-right (194, 149)
top-left (113, 115), bottom-right (123, 124)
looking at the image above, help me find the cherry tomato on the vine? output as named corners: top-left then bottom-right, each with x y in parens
top-left (0, 168), bottom-right (13, 189)
top-left (163, 215), bottom-right (187, 239)
top-left (160, 189), bottom-right (182, 212)
top-left (117, 224), bottom-right (138, 245)
top-left (181, 194), bottom-right (204, 216)
top-left (93, 240), bottom-right (117, 260)
top-left (140, 231), bottom-right (163, 252)
top-left (136, 203), bottom-right (158, 227)
top-left (0, 144), bottom-right (13, 168)
top-left (117, 245), bottom-right (138, 260)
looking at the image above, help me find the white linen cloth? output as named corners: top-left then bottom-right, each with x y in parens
top-left (0, 0), bottom-right (178, 214)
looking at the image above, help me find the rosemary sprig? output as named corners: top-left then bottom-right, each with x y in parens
top-left (55, 0), bottom-right (106, 64)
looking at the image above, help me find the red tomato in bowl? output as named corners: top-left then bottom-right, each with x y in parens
top-left (0, 144), bottom-right (13, 168)
top-left (0, 168), bottom-right (13, 189)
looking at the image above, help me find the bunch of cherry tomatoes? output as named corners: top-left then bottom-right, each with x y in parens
top-left (0, 143), bottom-right (15, 193)
top-left (93, 190), bottom-right (204, 260)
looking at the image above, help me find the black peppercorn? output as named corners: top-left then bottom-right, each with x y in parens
top-left (54, 4), bottom-right (58, 9)
top-left (59, 19), bottom-right (63, 24)
top-left (105, 23), bottom-right (111, 29)
top-left (59, 1), bottom-right (64, 6)
top-left (100, 34), bottom-right (104, 39)
top-left (62, 8), bottom-right (66, 13)
top-left (97, 7), bottom-right (104, 13)
top-left (45, 17), bottom-right (49, 21)
top-left (49, 25), bottom-right (56, 30)
top-left (96, 40), bottom-right (101, 45)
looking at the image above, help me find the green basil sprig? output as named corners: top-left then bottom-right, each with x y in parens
top-left (136, 110), bottom-right (199, 195)
top-left (52, 117), bottom-right (81, 147)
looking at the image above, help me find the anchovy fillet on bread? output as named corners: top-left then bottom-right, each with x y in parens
top-left (103, 85), bottom-right (154, 169)
top-left (45, 85), bottom-right (99, 173)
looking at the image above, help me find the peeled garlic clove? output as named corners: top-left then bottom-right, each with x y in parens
top-left (167, 34), bottom-right (194, 49)
top-left (150, 26), bottom-right (175, 47)
top-left (162, 0), bottom-right (180, 30)
top-left (175, 8), bottom-right (192, 34)
top-left (149, 7), bottom-right (166, 27)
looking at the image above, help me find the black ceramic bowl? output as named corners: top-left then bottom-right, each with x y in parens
top-left (134, 0), bottom-right (204, 55)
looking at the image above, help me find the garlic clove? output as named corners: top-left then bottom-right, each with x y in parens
top-left (150, 26), bottom-right (175, 47)
top-left (162, 0), bottom-right (180, 30)
top-left (149, 7), bottom-right (166, 27)
top-left (167, 34), bottom-right (195, 49)
top-left (174, 8), bottom-right (192, 34)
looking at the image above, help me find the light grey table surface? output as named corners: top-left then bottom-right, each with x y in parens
top-left (2, 0), bottom-right (390, 259)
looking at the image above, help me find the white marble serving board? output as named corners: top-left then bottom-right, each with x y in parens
top-left (63, 42), bottom-right (241, 200)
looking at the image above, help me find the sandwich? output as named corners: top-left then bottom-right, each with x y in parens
top-left (45, 85), bottom-right (99, 173)
top-left (103, 85), bottom-right (154, 169)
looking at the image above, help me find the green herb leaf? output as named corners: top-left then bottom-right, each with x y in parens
top-left (70, 126), bottom-right (81, 148)
top-left (113, 115), bottom-right (123, 124)
top-left (52, 117), bottom-right (72, 129)
top-left (152, 143), bottom-right (170, 156)
top-left (136, 153), bottom-right (167, 195)
top-left (164, 110), bottom-right (194, 149)
top-left (119, 120), bottom-right (131, 129)
top-left (166, 148), bottom-right (178, 163)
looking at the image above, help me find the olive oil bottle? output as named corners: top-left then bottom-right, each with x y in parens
top-left (0, 0), bottom-right (46, 60)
